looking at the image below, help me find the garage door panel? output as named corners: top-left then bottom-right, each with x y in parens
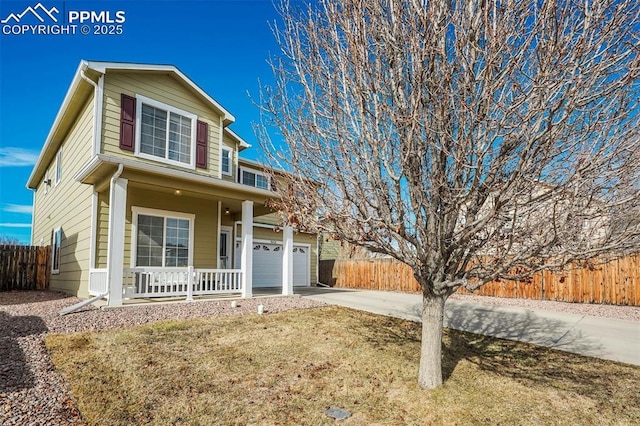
top-left (293, 247), bottom-right (309, 286)
top-left (253, 244), bottom-right (282, 287)
top-left (235, 242), bottom-right (310, 288)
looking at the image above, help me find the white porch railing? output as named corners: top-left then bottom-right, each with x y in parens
top-left (123, 267), bottom-right (243, 299)
top-left (88, 268), bottom-right (108, 296)
top-left (193, 269), bottom-right (242, 295)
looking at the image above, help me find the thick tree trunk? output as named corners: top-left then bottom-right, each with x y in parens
top-left (418, 293), bottom-right (447, 389)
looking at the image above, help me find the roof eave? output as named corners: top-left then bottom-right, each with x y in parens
top-left (26, 60), bottom-right (90, 189)
top-left (77, 154), bottom-right (277, 199)
top-left (224, 128), bottom-right (252, 151)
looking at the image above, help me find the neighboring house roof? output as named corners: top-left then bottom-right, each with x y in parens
top-left (238, 157), bottom-right (268, 170)
top-left (226, 127), bottom-right (251, 151)
top-left (26, 60), bottom-right (248, 189)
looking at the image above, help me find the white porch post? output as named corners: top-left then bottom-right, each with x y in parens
top-left (106, 177), bottom-right (128, 307)
top-left (186, 265), bottom-right (194, 301)
top-left (282, 225), bottom-right (294, 296)
top-left (241, 200), bottom-right (253, 298)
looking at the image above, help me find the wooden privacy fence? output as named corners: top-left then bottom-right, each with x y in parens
top-left (319, 254), bottom-right (640, 306)
top-left (320, 258), bottom-right (422, 293)
top-left (0, 245), bottom-right (50, 291)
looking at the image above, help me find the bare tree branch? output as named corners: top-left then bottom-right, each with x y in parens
top-left (258, 0), bottom-right (640, 388)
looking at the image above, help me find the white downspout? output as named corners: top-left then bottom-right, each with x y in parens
top-left (110, 164), bottom-right (124, 185)
top-left (79, 68), bottom-right (103, 157)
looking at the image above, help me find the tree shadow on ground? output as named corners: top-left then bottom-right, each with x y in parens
top-left (0, 290), bottom-right (72, 306)
top-left (442, 326), bottom-right (640, 412)
top-left (0, 311), bottom-right (49, 392)
top-left (358, 301), bottom-right (639, 409)
top-left (440, 304), bottom-right (639, 407)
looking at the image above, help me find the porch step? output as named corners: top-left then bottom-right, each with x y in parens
top-left (59, 293), bottom-right (108, 316)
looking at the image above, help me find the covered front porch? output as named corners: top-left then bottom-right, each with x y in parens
top-left (80, 160), bottom-right (297, 306)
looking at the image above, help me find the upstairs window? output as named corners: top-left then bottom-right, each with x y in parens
top-left (221, 148), bottom-right (232, 175)
top-left (55, 150), bottom-right (62, 185)
top-left (136, 95), bottom-right (197, 168)
top-left (241, 168), bottom-right (269, 190)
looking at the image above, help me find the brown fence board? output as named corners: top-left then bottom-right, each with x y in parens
top-left (321, 255), bottom-right (640, 306)
top-left (0, 245), bottom-right (50, 291)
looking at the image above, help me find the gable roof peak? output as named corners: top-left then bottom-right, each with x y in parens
top-left (83, 60), bottom-right (235, 125)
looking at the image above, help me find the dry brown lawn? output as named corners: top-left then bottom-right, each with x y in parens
top-left (46, 306), bottom-right (640, 425)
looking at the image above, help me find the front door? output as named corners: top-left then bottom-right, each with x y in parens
top-left (219, 227), bottom-right (232, 268)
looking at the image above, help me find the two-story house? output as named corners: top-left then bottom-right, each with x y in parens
top-left (27, 60), bottom-right (317, 306)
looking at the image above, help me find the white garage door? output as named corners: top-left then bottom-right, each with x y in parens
top-left (235, 242), bottom-right (310, 288)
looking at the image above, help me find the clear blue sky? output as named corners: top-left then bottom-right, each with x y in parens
top-left (0, 0), bottom-right (284, 243)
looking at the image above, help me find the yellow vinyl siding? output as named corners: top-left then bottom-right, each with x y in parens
top-left (220, 213), bottom-right (235, 228)
top-left (101, 72), bottom-right (222, 176)
top-left (319, 236), bottom-right (342, 261)
top-left (95, 191), bottom-right (109, 268)
top-left (31, 93), bottom-right (95, 297)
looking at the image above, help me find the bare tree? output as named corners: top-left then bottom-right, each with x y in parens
top-left (320, 233), bottom-right (388, 260)
top-left (0, 235), bottom-right (21, 245)
top-left (258, 0), bottom-right (640, 389)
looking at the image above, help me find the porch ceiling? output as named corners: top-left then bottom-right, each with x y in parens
top-left (77, 158), bottom-right (274, 217)
top-left (127, 181), bottom-right (273, 217)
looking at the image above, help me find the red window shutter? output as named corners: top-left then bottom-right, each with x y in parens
top-left (120, 94), bottom-right (136, 152)
top-left (196, 120), bottom-right (208, 169)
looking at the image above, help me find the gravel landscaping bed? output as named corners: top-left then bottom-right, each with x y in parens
top-left (0, 291), bottom-right (325, 425)
top-left (1, 290), bottom-right (638, 425)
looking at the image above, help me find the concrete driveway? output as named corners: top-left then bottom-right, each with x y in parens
top-left (297, 287), bottom-right (640, 366)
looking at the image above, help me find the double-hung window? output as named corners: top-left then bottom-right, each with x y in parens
top-left (241, 168), bottom-right (270, 190)
top-left (136, 95), bottom-right (197, 168)
top-left (133, 208), bottom-right (194, 267)
top-left (221, 148), bottom-right (232, 176)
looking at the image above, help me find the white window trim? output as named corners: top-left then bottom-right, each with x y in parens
top-left (221, 147), bottom-right (233, 176)
top-left (51, 227), bottom-right (62, 274)
top-left (134, 94), bottom-right (198, 170)
top-left (219, 225), bottom-right (233, 269)
top-left (55, 150), bottom-right (62, 186)
top-left (130, 206), bottom-right (195, 268)
top-left (239, 167), bottom-right (270, 190)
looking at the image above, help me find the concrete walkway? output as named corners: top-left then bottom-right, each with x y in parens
top-left (297, 287), bottom-right (640, 366)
